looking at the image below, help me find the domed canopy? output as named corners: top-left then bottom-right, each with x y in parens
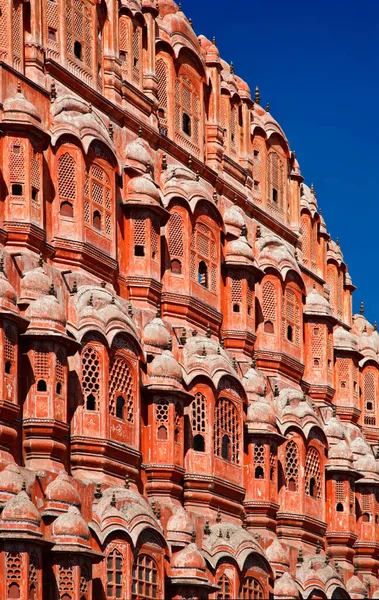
top-left (167, 507), bottom-right (194, 546)
top-left (324, 416), bottom-right (345, 440)
top-left (224, 205), bottom-right (245, 233)
top-left (346, 574), bottom-right (367, 595)
top-left (243, 361), bottom-right (266, 398)
top-left (266, 539), bottom-right (290, 567)
top-left (333, 326), bottom-right (360, 353)
top-left (274, 572), bottom-right (298, 598)
top-left (45, 472), bottom-right (81, 511)
top-left (0, 464), bottom-right (24, 500)
top-left (2, 491), bottom-right (41, 525)
top-left (143, 316), bottom-right (171, 350)
top-left (126, 174), bottom-right (160, 205)
top-left (304, 288), bottom-right (332, 318)
top-left (329, 439), bottom-right (353, 462)
top-left (20, 267), bottom-right (52, 303)
top-left (171, 542), bottom-right (206, 570)
top-left (3, 86), bottom-right (42, 125)
top-left (225, 235), bottom-right (255, 265)
top-left (149, 350), bottom-right (182, 382)
top-left (0, 270), bottom-right (18, 314)
top-left (247, 399), bottom-right (277, 429)
top-left (53, 505), bottom-right (90, 540)
top-left (25, 292), bottom-right (67, 335)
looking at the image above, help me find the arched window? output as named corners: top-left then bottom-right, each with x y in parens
top-left (214, 398), bottom-right (240, 463)
top-left (9, 139), bottom-right (25, 200)
top-left (132, 555), bottom-right (159, 600)
top-left (262, 281), bottom-right (276, 334)
top-left (82, 345), bottom-right (101, 411)
top-left (156, 58), bottom-right (169, 134)
top-left (84, 163), bottom-right (112, 237)
top-left (364, 371), bottom-right (376, 426)
top-left (132, 24), bottom-right (142, 87)
top-left (58, 152), bottom-right (77, 218)
top-left (119, 14), bottom-right (130, 79)
top-left (168, 211), bottom-right (184, 272)
top-left (191, 221), bottom-right (218, 293)
top-left (301, 214), bottom-right (310, 266)
top-left (217, 573), bottom-right (232, 599)
top-left (8, 583), bottom-right (20, 599)
top-left (6, 552), bottom-right (22, 597)
top-left (305, 447), bottom-right (322, 500)
top-left (267, 151), bottom-right (284, 211)
top-left (107, 549), bottom-right (123, 599)
top-left (240, 576), bottom-right (264, 600)
top-left (336, 502), bottom-right (344, 512)
top-left (191, 392), bottom-right (206, 451)
top-left (285, 440), bottom-right (299, 491)
top-left (283, 288), bottom-right (300, 346)
top-left (254, 444), bottom-right (265, 479)
top-left (12, 0), bottom-right (23, 71)
top-left (109, 356), bottom-right (134, 422)
top-left (66, 0), bottom-right (93, 80)
top-left (4, 324), bottom-right (16, 378)
top-left (175, 64), bottom-right (201, 156)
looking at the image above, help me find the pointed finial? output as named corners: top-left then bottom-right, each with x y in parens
top-left (332, 405), bottom-right (337, 417)
top-left (17, 80), bottom-right (21, 94)
top-left (188, 155), bottom-right (192, 169)
top-left (94, 483), bottom-right (102, 499)
top-left (201, 345), bottom-right (207, 357)
top-left (167, 338), bottom-right (172, 351)
top-left (363, 325), bottom-right (367, 333)
top-left (213, 190), bottom-right (218, 205)
top-left (255, 85), bottom-right (260, 104)
top-left (196, 170), bottom-right (200, 181)
top-left (336, 237), bottom-right (340, 247)
top-left (310, 183), bottom-right (314, 194)
top-left (128, 304), bottom-right (133, 317)
top-left (203, 520), bottom-right (211, 535)
top-left (191, 529), bottom-right (196, 543)
top-left (162, 153), bottom-right (167, 170)
top-left (178, 2), bottom-right (182, 10)
top-left (375, 321), bottom-right (377, 331)
top-left (155, 501), bottom-right (161, 519)
top-left (100, 281), bottom-right (106, 288)
top-left (110, 493), bottom-right (116, 507)
top-left (240, 223), bottom-right (247, 238)
top-left (230, 61), bottom-right (234, 75)
top-left (138, 126), bottom-right (142, 137)
top-left (316, 540), bottom-right (321, 554)
top-left (0, 255), bottom-right (4, 274)
top-left (49, 283), bottom-right (55, 296)
top-left (88, 103), bottom-right (92, 112)
top-left (251, 357), bottom-right (256, 369)
top-left (72, 279), bottom-right (78, 294)
top-left (216, 508), bottom-right (221, 523)
top-left (180, 328), bottom-right (187, 346)
top-left (217, 345), bottom-right (221, 355)
top-left (274, 382), bottom-right (279, 397)
top-left (192, 329), bottom-right (198, 337)
top-left (266, 101), bottom-right (270, 112)
top-left (303, 390), bottom-right (307, 402)
top-left (39, 253), bottom-right (44, 268)
top-left (124, 474), bottom-right (130, 490)
top-left (22, 480), bottom-right (27, 492)
top-left (156, 302), bottom-right (162, 318)
top-left (188, 17), bottom-right (192, 26)
top-left (109, 123), bottom-right (114, 141)
top-left (232, 355), bottom-right (238, 370)
top-left (298, 548), bottom-right (304, 564)
top-left (220, 337), bottom-right (224, 348)
top-left (256, 224), bottom-right (261, 239)
top-left (218, 528), bottom-right (222, 538)
top-left (354, 565), bottom-right (358, 576)
top-left (242, 516), bottom-right (248, 529)
top-left (88, 293), bottom-right (93, 307)
top-left (50, 80), bottom-right (57, 101)
top-left (325, 552), bottom-right (330, 565)
top-left (226, 529), bottom-right (230, 539)
top-left (360, 301), bottom-right (364, 315)
top-left (111, 296), bottom-right (116, 305)
top-left (206, 323), bottom-right (211, 338)
top-left (212, 36), bottom-right (217, 46)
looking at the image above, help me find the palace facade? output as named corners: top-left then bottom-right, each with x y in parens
top-left (0, 0), bottom-right (377, 598)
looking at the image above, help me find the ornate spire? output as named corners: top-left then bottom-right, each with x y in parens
top-left (254, 85), bottom-right (260, 104)
top-left (94, 483), bottom-right (102, 499)
top-left (230, 61), bottom-right (234, 75)
top-left (216, 508), bottom-right (221, 523)
top-left (206, 323), bottom-right (211, 338)
top-left (156, 302), bottom-right (162, 319)
top-left (110, 493), bottom-right (116, 507)
top-left (265, 101), bottom-right (270, 112)
top-left (203, 520), bottom-right (211, 535)
top-left (360, 301), bottom-right (364, 315)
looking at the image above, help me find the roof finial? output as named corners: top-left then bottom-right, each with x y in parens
top-left (22, 480), bottom-right (27, 492)
top-left (251, 356), bottom-right (256, 369)
top-left (230, 61), bottom-right (234, 75)
top-left (108, 123), bottom-right (114, 141)
top-left (128, 304), bottom-right (133, 318)
top-left (188, 155), bottom-right (192, 170)
top-left (196, 170), bottom-right (200, 181)
top-left (156, 302), bottom-right (162, 318)
top-left (213, 190), bottom-right (218, 205)
top-left (212, 36), bottom-right (217, 46)
top-left (242, 515), bottom-right (248, 529)
top-left (138, 125), bottom-right (142, 137)
top-left (124, 473), bottom-right (130, 489)
top-left (201, 345), bottom-right (207, 357)
top-left (50, 80), bottom-right (57, 101)
top-left (191, 529), bottom-right (196, 543)
top-left (316, 540), bottom-right (321, 554)
top-left (265, 101), bottom-right (270, 112)
top-left (254, 85), bottom-right (260, 104)
top-left (188, 17), bottom-right (192, 26)
top-left (232, 355), bottom-right (238, 370)
top-left (332, 404), bottom-right (337, 417)
top-left (49, 283), bottom-right (55, 296)
top-left (178, 2), bottom-right (182, 10)
top-left (39, 253), bottom-right (44, 268)
top-left (72, 279), bottom-right (78, 294)
top-left (0, 255), bottom-right (4, 274)
top-left (203, 520), bottom-right (211, 535)
top-left (274, 381), bottom-right (279, 397)
top-left (216, 508), bottom-right (222, 523)
top-left (180, 328), bottom-right (187, 346)
top-left (297, 548), bottom-right (304, 564)
top-left (110, 492), bottom-right (117, 507)
top-left (88, 293), bottom-right (93, 307)
top-left (111, 296), bottom-right (115, 305)
top-left (360, 301), bottom-right (364, 315)
top-left (206, 323), bottom-right (211, 338)
top-left (310, 183), bottom-right (314, 194)
top-left (162, 153), bottom-right (167, 170)
top-left (17, 80), bottom-right (21, 94)
top-left (374, 321), bottom-right (377, 331)
top-left (94, 483), bottom-right (102, 499)
top-left (336, 237), bottom-right (340, 247)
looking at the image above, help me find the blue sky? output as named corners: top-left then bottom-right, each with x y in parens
top-left (187, 0), bottom-right (379, 323)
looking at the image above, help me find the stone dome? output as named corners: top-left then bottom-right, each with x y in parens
top-left (224, 205), bottom-right (245, 231)
top-left (20, 266), bottom-right (52, 303)
top-left (274, 572), bottom-right (299, 597)
top-left (127, 174), bottom-right (160, 203)
top-left (351, 437), bottom-right (370, 456)
top-left (3, 88), bottom-right (41, 124)
top-left (143, 317), bottom-right (171, 349)
top-left (334, 326), bottom-right (360, 353)
top-left (171, 542), bottom-right (206, 570)
top-left (125, 138), bottom-right (153, 171)
top-left (324, 416), bottom-right (345, 440)
top-left (346, 574), bottom-right (366, 595)
top-left (53, 506), bottom-right (90, 539)
top-left (45, 472), bottom-right (81, 507)
top-left (226, 235), bottom-right (255, 263)
top-left (0, 272), bottom-right (17, 309)
top-left (354, 453), bottom-right (378, 474)
top-left (167, 507), bottom-right (194, 536)
top-left (247, 399), bottom-right (277, 427)
top-left (304, 288), bottom-right (332, 317)
top-left (25, 292), bottom-right (66, 332)
top-left (2, 491), bottom-right (41, 525)
top-left (329, 439), bottom-right (353, 462)
top-left (266, 539), bottom-right (290, 567)
top-left (243, 362), bottom-right (266, 397)
top-left (0, 464), bottom-right (24, 499)
top-left (149, 350), bottom-right (182, 381)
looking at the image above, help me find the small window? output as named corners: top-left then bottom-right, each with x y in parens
top-left (254, 150), bottom-right (259, 158)
top-left (272, 188), bottom-right (278, 203)
top-left (182, 113), bottom-right (191, 136)
top-left (221, 434), bottom-right (231, 461)
top-left (93, 210), bottom-right (101, 230)
top-left (60, 202), bottom-right (74, 217)
top-left (74, 40), bottom-right (83, 60)
top-left (158, 108), bottom-right (165, 119)
top-left (336, 503), bottom-right (344, 512)
top-left (171, 259), bottom-right (182, 274)
top-left (264, 320), bottom-right (274, 334)
top-left (341, 381), bottom-right (346, 389)
top-left (198, 261), bottom-right (208, 287)
top-left (116, 396), bottom-right (125, 419)
top-left (362, 512), bottom-right (370, 523)
top-left (367, 402), bottom-right (373, 411)
top-left (233, 304), bottom-right (240, 313)
top-left (314, 358), bottom-right (320, 367)
top-left (5, 361), bottom-right (11, 374)
top-left (253, 180), bottom-right (260, 190)
top-left (31, 188), bottom-right (38, 201)
top-left (193, 434), bottom-right (205, 452)
top-left (174, 428), bottom-right (180, 443)
top-left (56, 382), bottom-right (62, 395)
top-left (288, 477), bottom-right (296, 492)
top-left (119, 51), bottom-right (127, 62)
top-left (133, 57), bottom-right (138, 67)
top-left (255, 466), bottom-right (264, 479)
top-left (11, 184), bottom-right (23, 196)
top-left (8, 584), bottom-right (20, 599)
top-left (37, 379), bottom-right (47, 392)
top-left (134, 245), bottom-right (145, 257)
top-left (86, 393), bottom-right (96, 411)
top-left (13, 145), bottom-right (21, 155)
top-left (287, 325), bottom-right (293, 342)
top-left (48, 27), bottom-right (57, 41)
top-left (270, 467), bottom-right (275, 481)
top-left (158, 425), bottom-right (167, 440)
top-left (309, 477), bottom-right (317, 498)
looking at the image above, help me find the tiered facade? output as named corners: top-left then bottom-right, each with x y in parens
top-left (0, 0), bottom-right (377, 598)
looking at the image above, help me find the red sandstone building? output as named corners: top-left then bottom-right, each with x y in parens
top-left (0, 0), bottom-right (377, 598)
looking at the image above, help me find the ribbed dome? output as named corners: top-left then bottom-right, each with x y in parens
top-left (0, 464), bottom-right (24, 498)
top-left (171, 543), bottom-right (206, 569)
top-left (243, 362), bottom-right (266, 396)
top-left (20, 267), bottom-right (52, 302)
top-left (346, 574), bottom-right (366, 594)
top-left (167, 507), bottom-right (194, 535)
top-left (274, 572), bottom-right (298, 597)
top-left (127, 175), bottom-right (160, 203)
top-left (143, 317), bottom-right (171, 349)
top-left (224, 206), bottom-right (245, 230)
top-left (333, 326), bottom-right (360, 352)
top-left (305, 288), bottom-right (332, 317)
top-left (53, 506), bottom-right (90, 539)
top-left (25, 293), bottom-right (66, 331)
top-left (45, 473), bottom-right (81, 507)
top-left (247, 400), bottom-right (276, 427)
top-left (329, 439), bottom-right (353, 462)
top-left (324, 416), bottom-right (344, 440)
top-left (266, 539), bottom-right (290, 566)
top-left (149, 351), bottom-right (182, 381)
top-left (226, 235), bottom-right (254, 263)
top-left (125, 138), bottom-right (153, 170)
top-left (0, 272), bottom-right (17, 307)
top-left (3, 88), bottom-right (41, 123)
top-left (2, 491), bottom-right (41, 525)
